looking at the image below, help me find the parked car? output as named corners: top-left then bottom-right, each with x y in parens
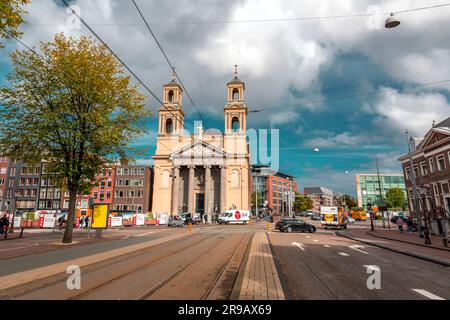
top-left (310, 213), bottom-right (321, 221)
top-left (168, 216), bottom-right (185, 228)
top-left (391, 214), bottom-right (408, 224)
top-left (305, 211), bottom-right (315, 217)
top-left (275, 219), bottom-right (316, 233)
top-left (346, 216), bottom-right (356, 224)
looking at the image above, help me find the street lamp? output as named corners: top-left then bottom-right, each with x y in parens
top-left (367, 198), bottom-right (375, 232)
top-left (385, 13), bottom-right (401, 28)
top-left (418, 186), bottom-right (432, 245)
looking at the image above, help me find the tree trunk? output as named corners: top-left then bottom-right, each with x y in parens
top-left (62, 188), bottom-right (77, 244)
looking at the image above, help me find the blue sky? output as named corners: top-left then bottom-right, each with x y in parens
top-left (2, 0), bottom-right (450, 196)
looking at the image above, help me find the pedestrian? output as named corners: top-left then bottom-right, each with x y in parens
top-left (406, 218), bottom-right (414, 235)
top-left (84, 216), bottom-right (89, 229)
top-left (396, 217), bottom-right (404, 234)
top-left (79, 217), bottom-right (84, 229)
top-left (0, 215), bottom-right (5, 234)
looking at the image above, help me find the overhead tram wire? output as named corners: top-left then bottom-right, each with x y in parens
top-left (26, 2), bottom-right (450, 27)
top-left (130, 0), bottom-right (208, 129)
top-left (6, 31), bottom-right (173, 155)
top-left (60, 0), bottom-right (187, 135)
top-left (249, 79), bottom-right (450, 113)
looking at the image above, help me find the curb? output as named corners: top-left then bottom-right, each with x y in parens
top-left (366, 231), bottom-right (450, 253)
top-left (336, 231), bottom-right (450, 267)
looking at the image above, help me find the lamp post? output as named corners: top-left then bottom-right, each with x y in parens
top-left (376, 157), bottom-right (386, 228)
top-left (368, 198), bottom-right (374, 232)
top-left (418, 186), bottom-right (432, 245)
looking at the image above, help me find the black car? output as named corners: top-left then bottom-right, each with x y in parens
top-left (390, 215), bottom-right (408, 224)
top-left (275, 219), bottom-right (316, 233)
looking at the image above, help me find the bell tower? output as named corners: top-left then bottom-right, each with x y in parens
top-left (224, 65), bottom-right (247, 134)
top-left (159, 70), bottom-right (184, 135)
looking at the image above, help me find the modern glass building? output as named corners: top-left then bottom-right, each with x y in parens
top-left (356, 174), bottom-right (408, 209)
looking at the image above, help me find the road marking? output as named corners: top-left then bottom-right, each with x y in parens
top-left (0, 246), bottom-right (29, 252)
top-left (313, 239), bottom-right (319, 242)
top-left (305, 235), bottom-right (311, 238)
top-left (292, 242), bottom-right (305, 251)
top-left (349, 245), bottom-right (369, 255)
top-left (338, 252), bottom-right (349, 256)
top-left (135, 231), bottom-right (155, 237)
top-left (412, 289), bottom-right (445, 300)
top-left (323, 245), bottom-right (331, 248)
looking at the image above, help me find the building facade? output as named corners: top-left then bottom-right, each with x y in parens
top-left (90, 165), bottom-right (115, 208)
top-left (0, 157), bottom-right (10, 211)
top-left (112, 165), bottom-right (153, 213)
top-left (304, 187), bottom-right (335, 213)
top-left (356, 174), bottom-right (407, 209)
top-left (37, 162), bottom-right (61, 212)
top-left (3, 161), bottom-right (41, 214)
top-left (398, 118), bottom-right (450, 235)
top-left (151, 69), bottom-right (251, 222)
top-left (251, 165), bottom-right (297, 217)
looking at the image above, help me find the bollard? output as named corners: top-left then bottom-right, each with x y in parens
top-left (266, 222), bottom-right (270, 231)
top-left (188, 222), bottom-right (192, 234)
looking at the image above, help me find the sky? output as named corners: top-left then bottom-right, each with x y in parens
top-left (1, 0), bottom-right (450, 196)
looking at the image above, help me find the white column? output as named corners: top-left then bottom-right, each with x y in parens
top-left (205, 165), bottom-right (212, 224)
top-left (172, 166), bottom-right (180, 215)
top-left (220, 166), bottom-right (226, 213)
top-left (188, 165), bottom-right (195, 214)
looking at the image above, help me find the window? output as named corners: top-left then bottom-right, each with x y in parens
top-left (231, 117), bottom-right (240, 132)
top-left (165, 118), bottom-right (173, 134)
top-left (140, 168), bottom-right (145, 175)
top-left (429, 158), bottom-right (435, 173)
top-left (437, 155), bottom-right (446, 171)
top-left (413, 165), bottom-right (419, 178)
top-left (106, 191), bottom-right (111, 199)
top-left (232, 88), bottom-right (239, 101)
top-left (107, 180), bottom-right (112, 187)
top-left (168, 90), bottom-right (174, 102)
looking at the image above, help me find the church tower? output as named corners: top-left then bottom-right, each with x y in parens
top-left (158, 71), bottom-right (184, 136)
top-left (224, 65), bottom-right (247, 134)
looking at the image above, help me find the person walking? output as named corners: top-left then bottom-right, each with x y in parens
top-left (396, 217), bottom-right (405, 234)
top-left (79, 216), bottom-right (84, 229)
top-left (84, 216), bottom-right (90, 230)
top-left (0, 215), bottom-right (5, 234)
top-left (406, 218), bottom-right (414, 235)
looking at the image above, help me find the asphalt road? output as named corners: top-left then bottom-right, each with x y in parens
top-left (269, 230), bottom-right (450, 300)
top-left (0, 225), bottom-right (254, 300)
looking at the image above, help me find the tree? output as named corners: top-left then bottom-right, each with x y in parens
top-left (0, 0), bottom-right (30, 48)
top-left (0, 33), bottom-right (149, 243)
top-left (385, 188), bottom-right (405, 210)
top-left (251, 192), bottom-right (263, 208)
top-left (343, 194), bottom-right (357, 209)
top-left (294, 192), bottom-right (313, 212)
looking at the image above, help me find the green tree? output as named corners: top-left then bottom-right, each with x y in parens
top-left (294, 192), bottom-right (313, 212)
top-left (0, 0), bottom-right (30, 48)
top-left (0, 33), bottom-right (149, 243)
top-left (385, 188), bottom-right (405, 210)
top-left (343, 194), bottom-right (357, 209)
top-left (251, 192), bottom-right (263, 208)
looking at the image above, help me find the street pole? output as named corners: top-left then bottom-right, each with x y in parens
top-left (368, 199), bottom-right (374, 232)
top-left (255, 175), bottom-right (259, 219)
top-left (405, 130), bottom-right (427, 242)
top-left (376, 157), bottom-right (386, 228)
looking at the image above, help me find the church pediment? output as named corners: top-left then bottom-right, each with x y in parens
top-left (171, 140), bottom-right (228, 160)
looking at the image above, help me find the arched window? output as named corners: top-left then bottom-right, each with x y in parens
top-left (166, 118), bottom-right (173, 134)
top-left (168, 90), bottom-right (174, 103)
top-left (232, 88), bottom-right (239, 101)
top-left (231, 117), bottom-right (240, 132)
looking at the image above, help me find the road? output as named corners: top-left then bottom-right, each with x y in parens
top-left (0, 225), bottom-right (255, 300)
top-left (269, 229), bottom-right (450, 300)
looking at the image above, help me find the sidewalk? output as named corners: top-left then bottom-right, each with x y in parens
top-left (237, 231), bottom-right (285, 300)
top-left (339, 227), bottom-right (450, 267)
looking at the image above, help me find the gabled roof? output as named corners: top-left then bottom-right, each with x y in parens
top-left (416, 118), bottom-right (450, 150)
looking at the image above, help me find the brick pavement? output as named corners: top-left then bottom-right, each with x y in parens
top-left (238, 231), bottom-right (285, 300)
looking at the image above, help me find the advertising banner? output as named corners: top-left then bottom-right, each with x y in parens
top-left (91, 204), bottom-right (109, 229)
top-left (13, 217), bottom-right (22, 228)
top-left (39, 214), bottom-right (56, 229)
top-left (157, 213), bottom-right (168, 225)
top-left (108, 215), bottom-right (123, 227)
top-left (133, 214), bottom-right (145, 226)
top-left (122, 212), bottom-right (133, 226)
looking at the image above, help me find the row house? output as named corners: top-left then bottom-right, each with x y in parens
top-left (398, 118), bottom-right (450, 235)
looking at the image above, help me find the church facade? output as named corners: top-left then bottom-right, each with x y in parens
top-left (151, 68), bottom-right (251, 222)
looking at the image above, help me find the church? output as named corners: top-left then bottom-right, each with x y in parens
top-left (151, 67), bottom-right (251, 222)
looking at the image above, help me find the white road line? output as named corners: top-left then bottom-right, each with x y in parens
top-left (305, 235), bottom-right (311, 238)
top-left (0, 246), bottom-right (29, 252)
top-left (313, 239), bottom-right (319, 242)
top-left (412, 289), bottom-right (445, 300)
top-left (323, 245), bottom-right (331, 248)
top-left (135, 231), bottom-right (155, 237)
top-left (338, 252), bottom-right (349, 256)
top-left (348, 245), bottom-right (369, 255)
top-left (292, 242), bottom-right (305, 251)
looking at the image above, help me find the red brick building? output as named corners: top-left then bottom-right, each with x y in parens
top-left (0, 157), bottom-right (10, 212)
top-left (89, 165), bottom-right (116, 208)
top-left (398, 118), bottom-right (450, 235)
top-left (251, 165), bottom-right (298, 218)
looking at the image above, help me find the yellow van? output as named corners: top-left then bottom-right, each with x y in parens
top-left (351, 209), bottom-right (368, 222)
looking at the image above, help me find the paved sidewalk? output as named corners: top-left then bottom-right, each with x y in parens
top-left (339, 228), bottom-right (450, 266)
top-left (366, 229), bottom-right (450, 252)
top-left (238, 231), bottom-right (285, 300)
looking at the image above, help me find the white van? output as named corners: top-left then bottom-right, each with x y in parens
top-left (218, 210), bottom-right (250, 225)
